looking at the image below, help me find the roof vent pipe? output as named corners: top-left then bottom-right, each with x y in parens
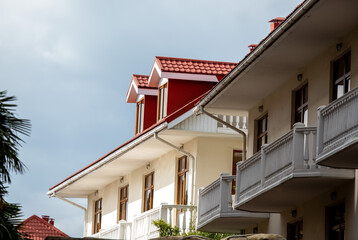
top-left (269, 17), bottom-right (285, 32)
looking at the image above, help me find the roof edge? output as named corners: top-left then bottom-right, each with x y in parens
top-left (195, 0), bottom-right (318, 111)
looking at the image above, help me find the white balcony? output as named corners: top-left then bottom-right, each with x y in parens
top-left (316, 86), bottom-right (358, 168)
top-left (197, 173), bottom-right (269, 233)
top-left (91, 204), bottom-right (196, 240)
top-left (235, 124), bottom-right (354, 213)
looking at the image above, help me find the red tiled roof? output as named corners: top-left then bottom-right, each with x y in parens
top-left (19, 215), bottom-right (69, 240)
top-left (132, 74), bottom-right (149, 87)
top-left (155, 56), bottom-right (237, 76)
top-left (269, 17), bottom-right (286, 23)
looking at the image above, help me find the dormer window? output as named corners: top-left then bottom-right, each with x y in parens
top-left (158, 83), bottom-right (168, 120)
top-left (135, 99), bottom-right (144, 134)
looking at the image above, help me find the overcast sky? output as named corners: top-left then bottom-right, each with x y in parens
top-left (1, 0), bottom-right (301, 237)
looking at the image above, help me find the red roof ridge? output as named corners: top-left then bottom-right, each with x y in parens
top-left (20, 215), bottom-right (69, 240)
top-left (155, 56), bottom-right (237, 65)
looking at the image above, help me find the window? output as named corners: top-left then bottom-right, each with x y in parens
top-left (143, 172), bottom-right (154, 212)
top-left (177, 156), bottom-right (189, 205)
top-left (135, 99), bottom-right (144, 134)
top-left (232, 150), bottom-right (242, 194)
top-left (326, 202), bottom-right (345, 240)
top-left (287, 220), bottom-right (303, 240)
top-left (294, 84), bottom-right (308, 125)
top-left (119, 185), bottom-right (128, 221)
top-left (332, 51), bottom-right (351, 100)
top-left (256, 114), bottom-right (268, 152)
top-left (158, 83), bottom-right (168, 120)
top-left (93, 198), bottom-right (102, 233)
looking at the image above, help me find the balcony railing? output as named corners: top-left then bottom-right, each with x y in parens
top-left (235, 124), bottom-right (353, 212)
top-left (131, 203), bottom-right (196, 240)
top-left (216, 115), bottom-right (247, 131)
top-left (198, 173), bottom-right (234, 225)
top-left (237, 124), bottom-right (317, 202)
top-left (316, 86), bottom-right (358, 168)
top-left (197, 173), bottom-right (269, 232)
top-left (91, 221), bottom-right (132, 239)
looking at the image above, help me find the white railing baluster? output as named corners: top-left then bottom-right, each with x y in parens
top-left (304, 130), bottom-right (310, 169)
top-left (312, 130), bottom-right (317, 168)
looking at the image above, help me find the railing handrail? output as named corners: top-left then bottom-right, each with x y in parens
top-left (320, 86), bottom-right (358, 116)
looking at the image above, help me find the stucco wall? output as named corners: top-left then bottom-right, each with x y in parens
top-left (247, 28), bottom-right (358, 158)
top-left (84, 135), bottom-right (240, 236)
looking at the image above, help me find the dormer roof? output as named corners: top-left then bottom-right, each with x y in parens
top-left (126, 74), bottom-right (157, 103)
top-left (148, 56), bottom-right (237, 87)
top-left (155, 56), bottom-right (236, 76)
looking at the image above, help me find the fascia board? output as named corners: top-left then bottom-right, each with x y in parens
top-left (161, 72), bottom-right (218, 82)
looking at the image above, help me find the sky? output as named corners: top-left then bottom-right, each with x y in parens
top-left (1, 0), bottom-right (301, 237)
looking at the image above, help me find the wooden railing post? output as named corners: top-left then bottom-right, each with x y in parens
top-left (292, 123), bottom-right (305, 169)
top-left (316, 106), bottom-right (326, 155)
top-left (219, 172), bottom-right (230, 212)
top-left (260, 145), bottom-right (267, 187)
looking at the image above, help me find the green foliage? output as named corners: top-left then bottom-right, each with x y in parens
top-left (0, 90), bottom-right (31, 239)
top-left (0, 185), bottom-right (24, 240)
top-left (184, 230), bottom-right (232, 240)
top-left (153, 219), bottom-right (180, 237)
top-left (0, 90), bottom-right (31, 184)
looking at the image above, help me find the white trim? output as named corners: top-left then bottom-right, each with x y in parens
top-left (159, 78), bottom-right (168, 86)
top-left (47, 122), bottom-right (168, 197)
top-left (148, 62), bottom-right (162, 87)
top-left (137, 88), bottom-right (158, 96)
top-left (161, 72), bottom-right (218, 82)
top-left (126, 81), bottom-right (139, 102)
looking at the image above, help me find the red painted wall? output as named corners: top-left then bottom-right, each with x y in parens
top-left (143, 95), bottom-right (157, 129)
top-left (167, 79), bottom-right (216, 116)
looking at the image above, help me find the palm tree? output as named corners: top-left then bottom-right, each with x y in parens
top-left (0, 90), bottom-right (31, 239)
top-left (0, 90), bottom-right (31, 183)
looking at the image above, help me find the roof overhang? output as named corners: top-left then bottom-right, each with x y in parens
top-left (48, 106), bottom-right (241, 198)
top-left (196, 0), bottom-right (358, 112)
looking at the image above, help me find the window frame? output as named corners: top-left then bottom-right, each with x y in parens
top-left (332, 51), bottom-right (351, 101)
top-left (118, 185), bottom-right (129, 221)
top-left (177, 156), bottom-right (189, 205)
top-left (256, 113), bottom-right (268, 152)
top-left (93, 198), bottom-right (102, 234)
top-left (157, 83), bottom-right (168, 120)
top-left (326, 201), bottom-right (345, 240)
top-left (231, 150), bottom-right (242, 194)
top-left (293, 83), bottom-right (308, 126)
top-left (143, 172), bottom-right (154, 212)
top-left (135, 98), bottom-right (144, 134)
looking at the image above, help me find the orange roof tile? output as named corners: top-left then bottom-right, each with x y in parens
top-left (155, 56), bottom-right (237, 76)
top-left (132, 74), bottom-right (149, 87)
top-left (19, 215), bottom-right (69, 240)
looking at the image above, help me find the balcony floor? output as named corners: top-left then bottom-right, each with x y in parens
top-left (235, 168), bottom-right (354, 213)
top-left (317, 138), bottom-right (358, 169)
top-left (197, 210), bottom-right (269, 233)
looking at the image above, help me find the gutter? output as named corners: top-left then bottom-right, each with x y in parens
top-left (47, 122), bottom-right (168, 197)
top-left (52, 194), bottom-right (87, 212)
top-left (154, 132), bottom-right (196, 205)
top-left (195, 0), bottom-right (318, 109)
top-left (198, 106), bottom-right (246, 161)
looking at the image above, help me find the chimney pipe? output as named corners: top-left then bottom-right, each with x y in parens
top-left (248, 44), bottom-right (258, 52)
top-left (41, 215), bottom-right (50, 223)
top-left (49, 218), bottom-right (55, 225)
top-left (269, 17), bottom-right (285, 32)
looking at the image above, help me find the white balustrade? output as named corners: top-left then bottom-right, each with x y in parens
top-left (91, 221), bottom-right (132, 239)
top-left (215, 114), bottom-right (247, 130)
top-left (317, 86), bottom-right (358, 156)
top-left (198, 173), bottom-right (235, 226)
top-left (236, 125), bottom-right (318, 204)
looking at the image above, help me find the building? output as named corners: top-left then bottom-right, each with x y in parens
top-left (20, 215), bottom-right (69, 240)
top-left (47, 56), bottom-right (257, 239)
top-left (196, 0), bottom-right (358, 239)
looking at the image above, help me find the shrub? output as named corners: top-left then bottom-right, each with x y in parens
top-left (153, 219), bottom-right (180, 237)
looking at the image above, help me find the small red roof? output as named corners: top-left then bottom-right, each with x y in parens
top-left (269, 17), bottom-right (286, 23)
top-left (19, 215), bottom-right (69, 240)
top-left (155, 56), bottom-right (237, 76)
top-left (132, 74), bottom-right (149, 87)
